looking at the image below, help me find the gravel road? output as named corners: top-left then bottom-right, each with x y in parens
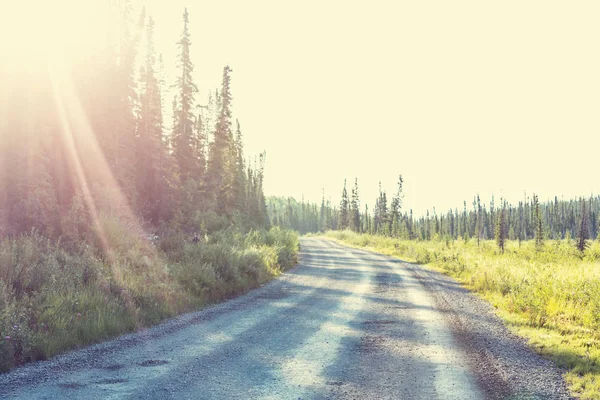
top-left (0, 238), bottom-right (572, 399)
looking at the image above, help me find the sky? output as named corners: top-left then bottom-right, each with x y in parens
top-left (31, 0), bottom-right (600, 216)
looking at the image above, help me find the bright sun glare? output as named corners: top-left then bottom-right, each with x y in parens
top-left (1, 0), bottom-right (143, 251)
top-left (2, 1), bottom-right (111, 67)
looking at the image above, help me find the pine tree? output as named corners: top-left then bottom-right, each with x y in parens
top-left (172, 8), bottom-right (199, 182)
top-left (112, 2), bottom-right (144, 202)
top-left (254, 153), bottom-right (270, 228)
top-left (577, 197), bottom-right (589, 252)
top-left (339, 179), bottom-right (349, 230)
top-left (194, 111), bottom-right (207, 179)
top-left (390, 175), bottom-right (404, 236)
top-left (475, 194), bottom-right (482, 247)
top-left (326, 198), bottom-right (333, 231)
top-left (495, 200), bottom-right (507, 254)
top-left (136, 15), bottom-right (176, 224)
top-left (462, 201), bottom-right (469, 239)
top-left (319, 190), bottom-right (326, 231)
top-left (206, 66), bottom-right (235, 215)
top-left (232, 119), bottom-right (247, 215)
top-left (533, 194), bottom-right (544, 249)
top-left (350, 178), bottom-right (361, 232)
top-left (374, 182), bottom-right (389, 235)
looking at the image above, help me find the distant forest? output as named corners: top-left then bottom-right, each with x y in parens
top-left (268, 176), bottom-right (600, 242)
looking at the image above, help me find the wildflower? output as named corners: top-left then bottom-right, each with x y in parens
top-left (77, 313), bottom-right (82, 317)
top-left (4, 336), bottom-right (10, 341)
top-left (13, 325), bottom-right (18, 330)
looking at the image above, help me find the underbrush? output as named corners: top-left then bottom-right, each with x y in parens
top-left (325, 230), bottom-right (600, 399)
top-left (0, 220), bottom-right (298, 372)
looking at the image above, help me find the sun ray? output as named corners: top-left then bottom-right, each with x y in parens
top-left (47, 56), bottom-right (152, 256)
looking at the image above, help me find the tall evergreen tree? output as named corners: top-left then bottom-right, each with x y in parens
top-left (194, 111), bottom-right (207, 179)
top-left (112, 3), bottom-right (144, 201)
top-left (206, 66), bottom-right (235, 215)
top-left (350, 178), bottom-right (361, 232)
top-left (374, 182), bottom-right (389, 235)
top-left (319, 190), bottom-right (326, 231)
top-left (172, 8), bottom-right (199, 182)
top-left (390, 175), bottom-right (404, 236)
top-left (577, 197), bottom-right (590, 252)
top-left (495, 200), bottom-right (507, 253)
top-left (136, 15), bottom-right (178, 224)
top-left (475, 194), bottom-right (482, 247)
top-left (232, 119), bottom-right (247, 215)
top-left (339, 179), bottom-right (349, 230)
top-left (533, 194), bottom-right (544, 248)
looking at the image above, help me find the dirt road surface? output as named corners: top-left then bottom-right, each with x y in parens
top-left (0, 238), bottom-right (572, 399)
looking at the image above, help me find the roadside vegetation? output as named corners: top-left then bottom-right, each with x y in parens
top-left (325, 230), bottom-right (600, 399)
top-left (0, 224), bottom-right (298, 373)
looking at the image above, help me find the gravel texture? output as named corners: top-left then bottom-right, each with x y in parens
top-left (0, 238), bottom-right (573, 399)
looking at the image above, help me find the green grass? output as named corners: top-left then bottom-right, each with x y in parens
top-left (324, 230), bottom-right (600, 399)
top-left (0, 221), bottom-right (299, 373)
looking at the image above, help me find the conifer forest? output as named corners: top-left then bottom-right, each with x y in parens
top-left (269, 176), bottom-right (600, 246)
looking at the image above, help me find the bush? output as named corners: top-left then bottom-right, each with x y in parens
top-left (0, 223), bottom-right (299, 373)
top-left (170, 228), bottom-right (299, 303)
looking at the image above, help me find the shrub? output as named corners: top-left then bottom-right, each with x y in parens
top-left (0, 224), bottom-right (299, 373)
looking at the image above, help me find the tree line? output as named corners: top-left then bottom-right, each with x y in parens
top-left (0, 6), bottom-right (269, 245)
top-left (268, 177), bottom-right (600, 249)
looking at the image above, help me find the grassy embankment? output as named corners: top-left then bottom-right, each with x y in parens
top-left (0, 218), bottom-right (298, 372)
top-left (325, 230), bottom-right (600, 399)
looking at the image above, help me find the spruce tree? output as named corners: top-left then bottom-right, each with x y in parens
top-left (110, 2), bottom-right (143, 202)
top-left (390, 175), bottom-right (404, 236)
top-left (172, 8), bottom-right (199, 182)
top-left (255, 153), bottom-right (270, 228)
top-left (232, 119), bottom-right (247, 216)
top-left (495, 201), bottom-right (507, 254)
top-left (577, 197), bottom-right (589, 252)
top-left (475, 194), bottom-right (482, 247)
top-left (533, 194), bottom-right (544, 249)
top-left (350, 178), bottom-right (361, 232)
top-left (374, 182), bottom-right (389, 235)
top-left (206, 66), bottom-right (235, 215)
top-left (136, 15), bottom-right (176, 224)
top-left (339, 179), bottom-right (349, 230)
top-left (319, 190), bottom-right (326, 231)
top-left (194, 111), bottom-right (207, 179)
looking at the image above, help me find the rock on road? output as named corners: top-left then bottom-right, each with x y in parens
top-left (0, 238), bottom-right (572, 399)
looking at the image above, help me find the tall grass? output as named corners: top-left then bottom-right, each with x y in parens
top-left (325, 230), bottom-right (600, 399)
top-left (0, 220), bottom-right (298, 372)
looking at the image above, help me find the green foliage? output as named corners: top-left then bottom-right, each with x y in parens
top-left (578, 197), bottom-right (590, 253)
top-left (533, 194), bottom-right (544, 249)
top-left (495, 204), bottom-right (507, 254)
top-left (271, 175), bottom-right (600, 250)
top-left (0, 225), bottom-right (298, 372)
top-left (349, 178), bottom-right (361, 233)
top-left (339, 179), bottom-right (349, 230)
top-left (172, 8), bottom-right (200, 182)
top-left (205, 66), bottom-right (236, 216)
